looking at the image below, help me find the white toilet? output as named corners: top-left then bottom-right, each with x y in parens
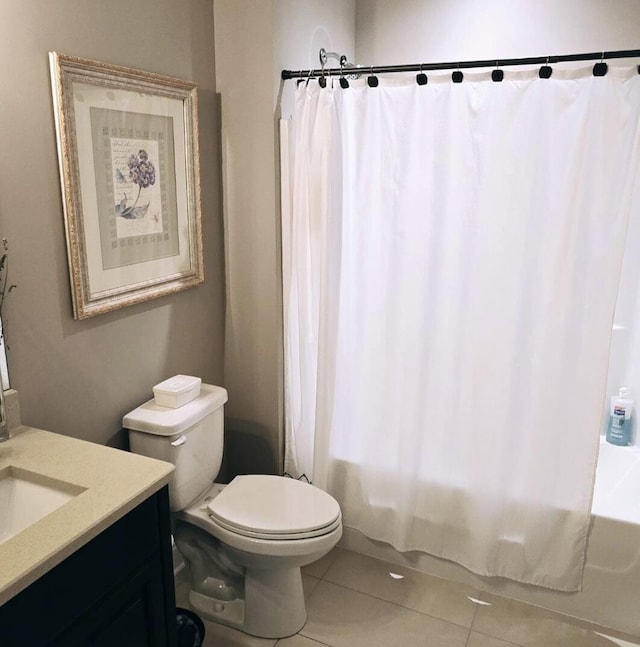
top-left (123, 383), bottom-right (342, 639)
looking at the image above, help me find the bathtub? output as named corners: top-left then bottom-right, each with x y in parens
top-left (530, 438), bottom-right (640, 635)
top-left (340, 438), bottom-right (640, 636)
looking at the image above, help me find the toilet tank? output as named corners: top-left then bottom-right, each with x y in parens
top-left (124, 384), bottom-right (228, 511)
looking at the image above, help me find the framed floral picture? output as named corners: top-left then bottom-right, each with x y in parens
top-left (49, 52), bottom-right (204, 319)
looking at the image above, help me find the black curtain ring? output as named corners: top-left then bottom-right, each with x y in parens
top-left (593, 51), bottom-right (608, 76)
top-left (491, 60), bottom-right (504, 82)
top-left (340, 65), bottom-right (349, 89)
top-left (368, 65), bottom-right (379, 87)
top-left (416, 63), bottom-right (428, 86)
top-left (539, 56), bottom-right (553, 79)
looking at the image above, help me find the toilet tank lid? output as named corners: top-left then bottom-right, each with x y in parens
top-left (123, 383), bottom-right (228, 436)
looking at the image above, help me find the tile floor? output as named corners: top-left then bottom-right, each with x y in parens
top-left (174, 548), bottom-right (640, 647)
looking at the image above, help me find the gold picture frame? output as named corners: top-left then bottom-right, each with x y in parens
top-left (49, 52), bottom-right (204, 319)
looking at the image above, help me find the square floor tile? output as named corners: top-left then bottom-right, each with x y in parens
top-left (302, 574), bottom-right (320, 599)
top-left (473, 593), bottom-right (635, 647)
top-left (323, 549), bottom-right (480, 627)
top-left (302, 546), bottom-right (341, 579)
top-left (276, 635), bottom-right (329, 647)
top-left (199, 618), bottom-right (278, 647)
top-left (301, 580), bottom-right (469, 647)
top-left (592, 635), bottom-right (640, 647)
top-left (467, 631), bottom-right (522, 647)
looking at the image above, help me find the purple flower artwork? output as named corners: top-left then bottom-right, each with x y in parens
top-left (115, 148), bottom-right (156, 220)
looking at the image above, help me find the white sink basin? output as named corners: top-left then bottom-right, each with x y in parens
top-left (0, 467), bottom-right (85, 545)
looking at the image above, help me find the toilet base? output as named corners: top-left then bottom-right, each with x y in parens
top-left (189, 589), bottom-right (245, 630)
top-left (188, 565), bottom-right (306, 639)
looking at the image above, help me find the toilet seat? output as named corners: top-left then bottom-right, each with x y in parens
top-left (207, 475), bottom-right (341, 541)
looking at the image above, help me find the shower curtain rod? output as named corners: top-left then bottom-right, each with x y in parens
top-left (281, 48), bottom-right (640, 80)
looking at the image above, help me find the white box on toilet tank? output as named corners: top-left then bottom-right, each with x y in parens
top-left (153, 375), bottom-right (202, 408)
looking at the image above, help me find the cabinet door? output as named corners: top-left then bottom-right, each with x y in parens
top-left (56, 554), bottom-right (170, 647)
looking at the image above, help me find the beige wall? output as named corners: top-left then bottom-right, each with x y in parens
top-left (0, 0), bottom-right (224, 447)
top-left (213, 0), bottom-right (355, 477)
top-left (214, 0), bottom-right (281, 476)
top-left (355, 0), bottom-right (640, 63)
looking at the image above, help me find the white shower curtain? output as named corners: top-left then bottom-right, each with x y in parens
top-left (281, 66), bottom-right (640, 590)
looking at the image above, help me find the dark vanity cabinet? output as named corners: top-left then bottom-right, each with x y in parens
top-left (0, 486), bottom-right (177, 646)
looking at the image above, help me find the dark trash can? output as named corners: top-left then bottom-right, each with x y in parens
top-left (176, 607), bottom-right (205, 647)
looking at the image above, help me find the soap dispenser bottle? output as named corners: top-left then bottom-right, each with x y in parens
top-left (606, 387), bottom-right (633, 446)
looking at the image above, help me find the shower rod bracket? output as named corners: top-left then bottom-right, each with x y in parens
top-left (317, 48), bottom-right (362, 79)
top-left (319, 47), bottom-right (348, 68)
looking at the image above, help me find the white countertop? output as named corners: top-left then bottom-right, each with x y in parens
top-left (0, 426), bottom-right (174, 605)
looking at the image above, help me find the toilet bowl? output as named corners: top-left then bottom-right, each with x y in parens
top-left (174, 476), bottom-right (341, 637)
top-left (124, 383), bottom-right (342, 639)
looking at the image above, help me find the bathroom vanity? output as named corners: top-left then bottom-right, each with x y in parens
top-left (0, 423), bottom-right (176, 646)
